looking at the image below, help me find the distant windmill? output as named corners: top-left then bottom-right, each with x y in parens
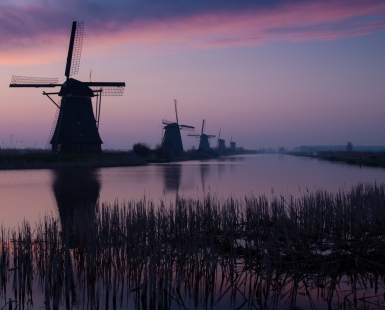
top-left (9, 21), bottom-right (125, 153)
top-left (217, 129), bottom-right (226, 151)
top-left (230, 135), bottom-right (236, 150)
top-left (161, 100), bottom-right (194, 152)
top-left (188, 119), bottom-right (215, 152)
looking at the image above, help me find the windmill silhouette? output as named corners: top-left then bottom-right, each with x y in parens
top-left (161, 100), bottom-right (194, 152)
top-left (216, 129), bottom-right (226, 151)
top-left (230, 135), bottom-right (236, 151)
top-left (188, 119), bottom-right (215, 152)
top-left (9, 21), bottom-right (125, 153)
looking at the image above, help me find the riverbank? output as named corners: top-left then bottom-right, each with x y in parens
top-left (147, 148), bottom-right (257, 163)
top-left (287, 150), bottom-right (385, 168)
top-left (0, 151), bottom-right (146, 170)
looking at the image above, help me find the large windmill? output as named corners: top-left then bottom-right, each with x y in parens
top-left (217, 129), bottom-right (226, 151)
top-left (9, 21), bottom-right (125, 154)
top-left (188, 119), bottom-right (215, 152)
top-left (161, 100), bottom-right (194, 152)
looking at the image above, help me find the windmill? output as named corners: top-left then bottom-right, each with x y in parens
top-left (161, 100), bottom-right (194, 152)
top-left (188, 119), bottom-right (215, 152)
top-left (217, 129), bottom-right (226, 151)
top-left (9, 21), bottom-right (125, 154)
top-left (230, 135), bottom-right (236, 151)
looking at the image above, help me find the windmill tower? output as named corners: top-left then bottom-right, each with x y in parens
top-left (188, 119), bottom-right (215, 152)
top-left (216, 129), bottom-right (226, 151)
top-left (161, 100), bottom-right (194, 152)
top-left (230, 135), bottom-right (236, 151)
top-left (9, 21), bottom-right (125, 154)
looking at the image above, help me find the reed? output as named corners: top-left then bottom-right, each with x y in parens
top-left (1, 183), bottom-right (385, 309)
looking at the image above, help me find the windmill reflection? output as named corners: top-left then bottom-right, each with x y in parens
top-left (162, 164), bottom-right (182, 193)
top-left (52, 168), bottom-right (101, 228)
top-left (200, 164), bottom-right (210, 193)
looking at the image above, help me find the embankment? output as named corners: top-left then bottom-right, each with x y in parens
top-left (0, 151), bottom-right (146, 170)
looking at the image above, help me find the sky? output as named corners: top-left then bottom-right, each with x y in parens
top-left (0, 0), bottom-right (384, 150)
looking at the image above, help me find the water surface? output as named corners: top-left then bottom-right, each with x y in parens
top-left (0, 154), bottom-right (384, 228)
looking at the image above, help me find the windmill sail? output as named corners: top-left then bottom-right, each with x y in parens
top-left (65, 21), bottom-right (84, 78)
top-left (85, 82), bottom-right (125, 96)
top-left (179, 124), bottom-right (194, 131)
top-left (10, 75), bottom-right (60, 87)
top-left (174, 99), bottom-right (178, 124)
top-left (89, 85), bottom-right (125, 96)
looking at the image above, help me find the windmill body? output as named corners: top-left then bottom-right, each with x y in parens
top-left (188, 119), bottom-right (215, 152)
top-left (216, 129), bottom-right (226, 151)
top-left (218, 139), bottom-right (226, 151)
top-left (162, 123), bottom-right (184, 151)
top-left (229, 135), bottom-right (236, 151)
top-left (198, 134), bottom-right (211, 152)
top-left (51, 79), bottom-right (102, 153)
top-left (9, 21), bottom-right (125, 154)
top-left (161, 100), bottom-right (194, 152)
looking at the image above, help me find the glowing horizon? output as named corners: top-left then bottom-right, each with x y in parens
top-left (0, 0), bottom-right (384, 150)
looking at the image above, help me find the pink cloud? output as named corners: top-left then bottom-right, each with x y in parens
top-left (1, 0), bottom-right (384, 64)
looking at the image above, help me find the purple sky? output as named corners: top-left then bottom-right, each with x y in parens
top-left (0, 0), bottom-right (384, 150)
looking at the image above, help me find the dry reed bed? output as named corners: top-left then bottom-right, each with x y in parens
top-left (1, 183), bottom-right (385, 309)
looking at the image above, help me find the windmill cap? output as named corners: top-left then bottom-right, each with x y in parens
top-left (59, 78), bottom-right (94, 97)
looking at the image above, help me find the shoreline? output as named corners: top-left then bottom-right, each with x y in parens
top-left (287, 150), bottom-right (385, 168)
top-left (0, 152), bottom-right (147, 170)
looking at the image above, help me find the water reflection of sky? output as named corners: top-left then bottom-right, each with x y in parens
top-left (0, 154), bottom-right (385, 228)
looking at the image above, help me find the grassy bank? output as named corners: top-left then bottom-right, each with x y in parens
top-left (0, 151), bottom-right (146, 170)
top-left (1, 183), bottom-right (385, 309)
top-left (288, 150), bottom-right (385, 168)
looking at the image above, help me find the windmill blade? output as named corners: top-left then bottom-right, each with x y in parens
top-left (65, 21), bottom-right (84, 78)
top-left (85, 82), bottom-right (125, 96)
top-left (89, 85), bottom-right (125, 96)
top-left (180, 124), bottom-right (195, 132)
top-left (162, 119), bottom-right (173, 125)
top-left (188, 134), bottom-right (200, 137)
top-left (10, 75), bottom-right (60, 87)
top-left (207, 135), bottom-right (216, 138)
top-left (201, 119), bottom-right (205, 135)
top-left (174, 99), bottom-right (179, 124)
top-left (217, 129), bottom-right (221, 148)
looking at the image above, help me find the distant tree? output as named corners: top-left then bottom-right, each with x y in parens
top-left (346, 141), bottom-right (353, 152)
top-left (155, 144), bottom-right (170, 159)
top-left (133, 143), bottom-right (151, 157)
top-left (278, 147), bottom-right (286, 154)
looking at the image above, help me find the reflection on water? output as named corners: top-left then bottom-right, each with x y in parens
top-left (200, 164), bottom-right (210, 192)
top-left (1, 154), bottom-right (385, 228)
top-left (52, 168), bottom-right (101, 227)
top-left (162, 164), bottom-right (182, 193)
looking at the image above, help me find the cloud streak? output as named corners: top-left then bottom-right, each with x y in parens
top-left (1, 0), bottom-right (384, 64)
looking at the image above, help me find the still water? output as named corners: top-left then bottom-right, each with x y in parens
top-left (1, 153), bottom-right (385, 310)
top-left (0, 153), bottom-right (384, 229)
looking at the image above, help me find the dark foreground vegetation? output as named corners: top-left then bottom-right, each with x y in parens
top-left (288, 151), bottom-right (385, 168)
top-left (1, 183), bottom-right (385, 309)
top-left (0, 149), bottom-right (146, 170)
